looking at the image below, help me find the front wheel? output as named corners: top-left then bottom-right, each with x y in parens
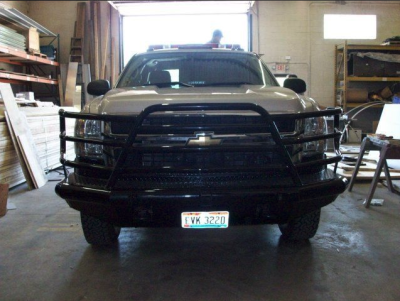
top-left (81, 213), bottom-right (121, 245)
top-left (278, 209), bottom-right (321, 240)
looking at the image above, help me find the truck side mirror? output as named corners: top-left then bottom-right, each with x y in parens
top-left (87, 80), bottom-right (111, 96)
top-left (284, 78), bottom-right (306, 94)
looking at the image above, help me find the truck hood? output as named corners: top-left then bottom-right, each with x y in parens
top-left (87, 85), bottom-right (319, 115)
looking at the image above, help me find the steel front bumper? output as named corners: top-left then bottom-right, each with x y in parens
top-left (55, 171), bottom-right (348, 227)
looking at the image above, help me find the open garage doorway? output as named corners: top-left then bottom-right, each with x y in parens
top-left (111, 1), bottom-right (253, 66)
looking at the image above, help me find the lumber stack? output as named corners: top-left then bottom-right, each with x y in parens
top-left (0, 24), bottom-right (26, 51)
top-left (0, 106), bottom-right (76, 188)
top-left (0, 117), bottom-right (24, 187)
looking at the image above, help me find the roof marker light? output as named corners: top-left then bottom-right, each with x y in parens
top-left (147, 44), bottom-right (243, 51)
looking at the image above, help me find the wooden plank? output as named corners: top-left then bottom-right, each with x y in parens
top-left (93, 1), bottom-right (100, 80)
top-left (4, 111), bottom-right (34, 189)
top-left (60, 63), bottom-right (68, 98)
top-left (328, 165), bottom-right (400, 180)
top-left (57, 74), bottom-right (64, 106)
top-left (0, 149), bottom-right (20, 167)
top-left (86, 20), bottom-right (93, 74)
top-left (0, 105), bottom-right (76, 188)
top-left (76, 2), bottom-right (86, 39)
top-left (0, 160), bottom-right (21, 172)
top-left (1, 173), bottom-right (25, 189)
top-left (64, 62), bottom-right (78, 106)
top-left (101, 13), bottom-right (110, 80)
top-left (110, 37), bottom-right (115, 86)
top-left (82, 64), bottom-right (92, 105)
top-left (1, 83), bottom-right (47, 189)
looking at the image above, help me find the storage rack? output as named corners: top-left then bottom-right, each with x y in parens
top-left (0, 6), bottom-right (60, 103)
top-left (334, 42), bottom-right (400, 112)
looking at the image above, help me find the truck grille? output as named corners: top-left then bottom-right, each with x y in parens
top-left (121, 150), bottom-right (286, 168)
top-left (110, 115), bottom-right (296, 134)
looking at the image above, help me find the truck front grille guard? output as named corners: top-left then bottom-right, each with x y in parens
top-left (59, 103), bottom-right (343, 190)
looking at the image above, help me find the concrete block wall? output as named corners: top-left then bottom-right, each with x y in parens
top-left (252, 1), bottom-right (400, 108)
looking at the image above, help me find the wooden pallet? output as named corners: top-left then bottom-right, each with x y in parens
top-left (27, 50), bottom-right (48, 59)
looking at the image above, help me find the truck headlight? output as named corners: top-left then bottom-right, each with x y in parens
top-left (75, 119), bottom-right (103, 157)
top-left (303, 117), bottom-right (327, 153)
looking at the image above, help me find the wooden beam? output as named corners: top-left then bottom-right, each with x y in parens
top-left (101, 14), bottom-right (110, 80)
top-left (93, 2), bottom-right (100, 80)
top-left (64, 62), bottom-right (78, 107)
top-left (88, 20), bottom-right (95, 80)
top-left (76, 2), bottom-right (86, 39)
top-left (110, 37), bottom-right (115, 86)
top-left (57, 74), bottom-right (64, 106)
top-left (82, 64), bottom-right (92, 105)
top-left (59, 64), bottom-right (68, 99)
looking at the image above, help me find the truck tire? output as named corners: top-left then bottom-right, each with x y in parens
top-left (278, 209), bottom-right (321, 240)
top-left (81, 213), bottom-right (121, 245)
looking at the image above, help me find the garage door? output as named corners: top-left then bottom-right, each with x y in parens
top-left (110, 1), bottom-right (253, 65)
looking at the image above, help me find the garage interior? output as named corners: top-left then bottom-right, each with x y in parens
top-left (1, 1), bottom-right (400, 300)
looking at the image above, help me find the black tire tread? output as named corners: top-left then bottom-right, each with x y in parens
top-left (81, 213), bottom-right (121, 245)
top-left (278, 209), bottom-right (321, 240)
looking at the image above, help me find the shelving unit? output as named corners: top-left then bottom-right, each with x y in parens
top-left (0, 45), bottom-right (59, 85)
top-left (334, 42), bottom-right (400, 111)
top-left (0, 7), bottom-right (60, 103)
top-left (0, 45), bottom-right (59, 66)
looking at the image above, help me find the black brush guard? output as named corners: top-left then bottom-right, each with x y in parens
top-left (55, 103), bottom-right (347, 226)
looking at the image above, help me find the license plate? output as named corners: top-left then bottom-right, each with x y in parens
top-left (181, 211), bottom-right (229, 229)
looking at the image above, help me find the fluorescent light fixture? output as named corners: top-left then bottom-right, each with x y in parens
top-left (324, 14), bottom-right (376, 39)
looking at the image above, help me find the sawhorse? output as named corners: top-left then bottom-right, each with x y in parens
top-left (348, 136), bottom-right (400, 208)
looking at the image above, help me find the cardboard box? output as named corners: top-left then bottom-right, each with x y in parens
top-left (24, 27), bottom-right (40, 52)
top-left (16, 92), bottom-right (35, 101)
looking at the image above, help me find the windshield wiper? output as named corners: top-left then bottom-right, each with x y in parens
top-left (141, 82), bottom-right (194, 87)
top-left (201, 82), bottom-right (255, 87)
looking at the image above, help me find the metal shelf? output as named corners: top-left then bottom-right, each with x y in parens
top-left (336, 44), bottom-right (400, 52)
top-left (0, 6), bottom-right (56, 37)
top-left (348, 77), bottom-right (400, 82)
top-left (334, 42), bottom-right (400, 112)
top-left (0, 71), bottom-right (58, 85)
top-left (0, 45), bottom-right (59, 66)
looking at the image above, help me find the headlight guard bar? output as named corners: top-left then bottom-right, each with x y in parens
top-left (59, 103), bottom-right (343, 190)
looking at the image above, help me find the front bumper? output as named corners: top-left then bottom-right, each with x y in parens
top-left (56, 103), bottom-right (346, 227)
top-left (55, 170), bottom-right (348, 227)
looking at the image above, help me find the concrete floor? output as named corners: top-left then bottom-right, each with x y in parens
top-left (1, 174), bottom-right (400, 301)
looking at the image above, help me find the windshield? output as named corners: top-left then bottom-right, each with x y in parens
top-left (117, 51), bottom-right (278, 88)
